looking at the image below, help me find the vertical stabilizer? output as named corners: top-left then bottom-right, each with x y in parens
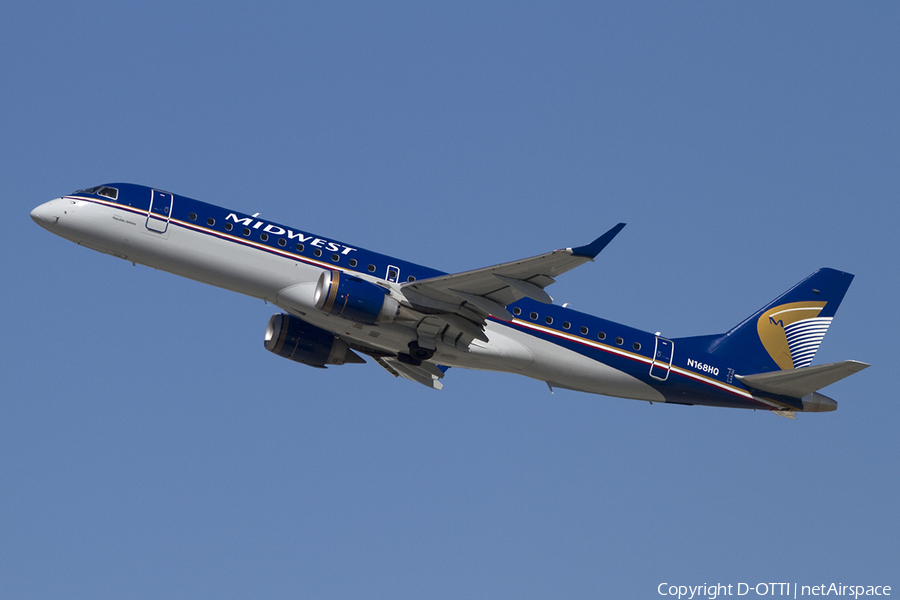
top-left (706, 268), bottom-right (854, 373)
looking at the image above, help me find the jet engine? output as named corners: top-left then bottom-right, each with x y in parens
top-left (314, 270), bottom-right (400, 324)
top-left (264, 313), bottom-right (364, 368)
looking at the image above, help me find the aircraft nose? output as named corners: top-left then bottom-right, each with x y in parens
top-left (30, 199), bottom-right (62, 229)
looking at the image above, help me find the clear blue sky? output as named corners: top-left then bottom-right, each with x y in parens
top-left (2, 2), bottom-right (897, 598)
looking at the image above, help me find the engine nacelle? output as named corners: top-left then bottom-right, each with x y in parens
top-left (314, 270), bottom-right (400, 324)
top-left (264, 313), bottom-right (364, 368)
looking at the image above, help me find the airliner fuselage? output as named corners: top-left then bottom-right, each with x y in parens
top-left (31, 183), bottom-right (867, 416)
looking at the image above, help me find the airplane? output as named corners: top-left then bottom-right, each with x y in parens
top-left (30, 183), bottom-right (869, 417)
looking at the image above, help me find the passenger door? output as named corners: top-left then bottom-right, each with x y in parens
top-left (650, 336), bottom-right (674, 381)
top-left (146, 189), bottom-right (173, 233)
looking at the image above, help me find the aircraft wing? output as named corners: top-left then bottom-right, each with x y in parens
top-left (399, 224), bottom-right (625, 346)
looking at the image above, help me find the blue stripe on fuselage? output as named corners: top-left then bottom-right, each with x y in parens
top-left (489, 309), bottom-right (766, 409)
top-left (72, 184), bottom-right (446, 283)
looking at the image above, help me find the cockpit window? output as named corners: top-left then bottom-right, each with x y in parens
top-left (72, 185), bottom-right (120, 201)
top-left (74, 186), bottom-right (102, 195)
top-left (97, 186), bottom-right (118, 200)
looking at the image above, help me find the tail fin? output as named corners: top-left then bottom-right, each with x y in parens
top-left (705, 268), bottom-right (855, 373)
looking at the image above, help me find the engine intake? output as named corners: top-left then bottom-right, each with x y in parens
top-left (264, 313), bottom-right (364, 368)
top-left (314, 270), bottom-right (399, 324)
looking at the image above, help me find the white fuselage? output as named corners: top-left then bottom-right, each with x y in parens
top-left (31, 196), bottom-right (663, 402)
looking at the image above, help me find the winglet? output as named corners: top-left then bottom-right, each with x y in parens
top-left (570, 223), bottom-right (626, 258)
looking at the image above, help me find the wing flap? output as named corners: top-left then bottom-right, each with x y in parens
top-left (493, 274), bottom-right (553, 303)
top-left (375, 357), bottom-right (445, 390)
top-left (449, 289), bottom-right (513, 321)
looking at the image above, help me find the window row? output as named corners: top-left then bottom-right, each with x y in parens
top-left (186, 212), bottom-right (416, 282)
top-left (511, 306), bottom-right (641, 351)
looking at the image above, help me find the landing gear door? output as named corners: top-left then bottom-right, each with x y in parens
top-left (146, 189), bottom-right (173, 233)
top-left (650, 336), bottom-right (674, 381)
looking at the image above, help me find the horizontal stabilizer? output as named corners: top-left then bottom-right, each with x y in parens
top-left (737, 360), bottom-right (869, 398)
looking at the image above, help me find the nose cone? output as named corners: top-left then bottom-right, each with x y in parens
top-left (30, 199), bottom-right (63, 230)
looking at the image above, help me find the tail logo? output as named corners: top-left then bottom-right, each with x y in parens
top-left (757, 301), bottom-right (830, 370)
